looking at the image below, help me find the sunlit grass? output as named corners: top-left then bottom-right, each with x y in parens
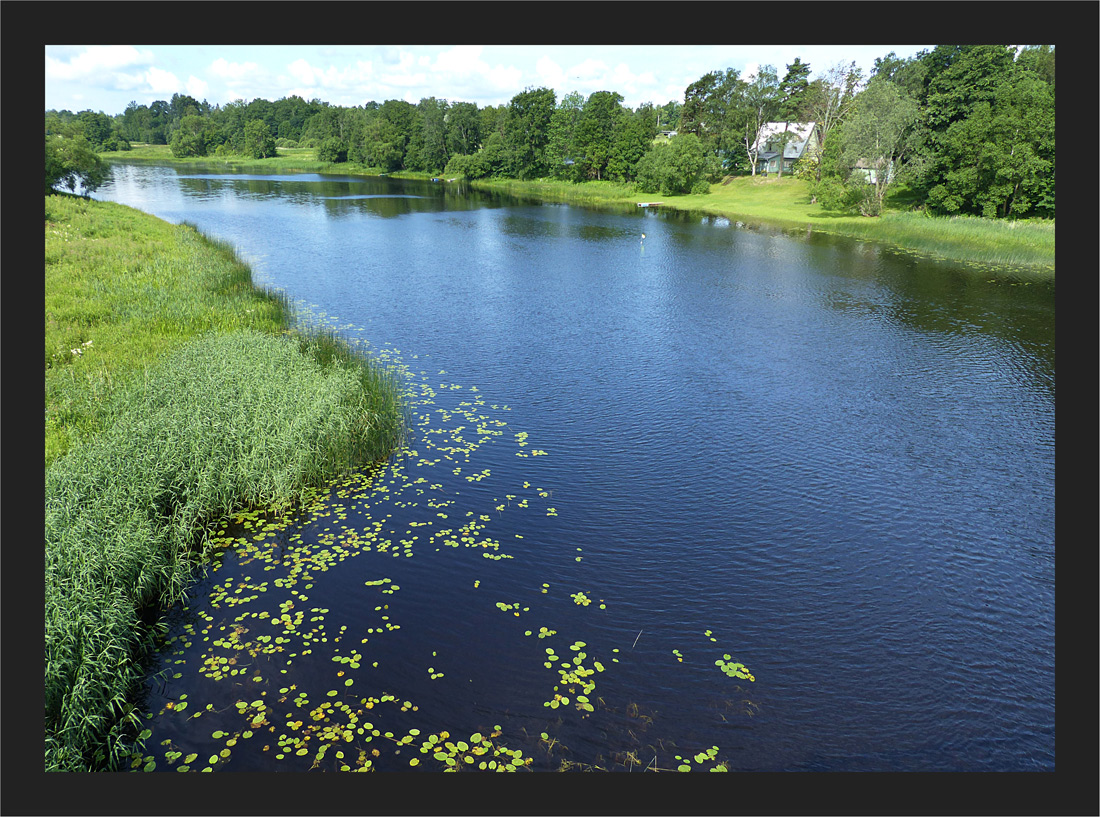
top-left (102, 143), bottom-right (385, 176)
top-left (44, 194), bottom-right (406, 771)
top-left (45, 195), bottom-right (292, 463)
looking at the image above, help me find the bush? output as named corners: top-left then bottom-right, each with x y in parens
top-left (635, 134), bottom-right (707, 196)
top-left (443, 152), bottom-right (490, 179)
top-left (317, 137), bottom-right (348, 163)
top-left (812, 176), bottom-right (863, 213)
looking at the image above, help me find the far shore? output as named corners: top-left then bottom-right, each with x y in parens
top-left (101, 145), bottom-right (1055, 272)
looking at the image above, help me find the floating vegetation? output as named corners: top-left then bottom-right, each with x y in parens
top-left (715, 654), bottom-right (755, 682)
top-left (121, 350), bottom-right (756, 772)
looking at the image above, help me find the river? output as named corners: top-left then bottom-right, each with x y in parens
top-left (91, 163), bottom-right (1055, 773)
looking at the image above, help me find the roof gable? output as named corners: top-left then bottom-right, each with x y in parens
top-left (753, 122), bottom-right (817, 159)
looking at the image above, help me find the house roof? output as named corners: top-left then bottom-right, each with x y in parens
top-left (754, 122), bottom-right (817, 159)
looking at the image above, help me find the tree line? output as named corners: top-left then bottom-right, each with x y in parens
top-left (46, 44), bottom-right (1053, 219)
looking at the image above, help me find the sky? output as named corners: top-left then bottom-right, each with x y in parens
top-left (45, 45), bottom-right (937, 116)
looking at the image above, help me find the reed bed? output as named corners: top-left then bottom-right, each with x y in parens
top-left (44, 196), bottom-right (406, 771)
top-left (46, 196), bottom-right (291, 463)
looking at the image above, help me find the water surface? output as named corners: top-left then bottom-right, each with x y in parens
top-left (93, 164), bottom-right (1055, 772)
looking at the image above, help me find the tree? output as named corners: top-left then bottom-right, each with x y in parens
top-left (444, 101), bottom-right (482, 157)
top-left (680, 69), bottom-right (742, 155)
top-left (416, 97), bottom-right (449, 174)
top-left (504, 87), bottom-right (556, 179)
top-left (574, 91), bottom-right (625, 181)
top-left (317, 136), bottom-right (348, 163)
top-left (76, 110), bottom-right (113, 151)
top-left (545, 91), bottom-right (585, 181)
top-left (242, 119), bottom-right (277, 159)
top-left (656, 100), bottom-right (682, 132)
top-left (840, 78), bottom-right (920, 215)
top-left (772, 58), bottom-right (813, 178)
top-left (607, 111), bottom-right (652, 182)
top-left (925, 62), bottom-right (1054, 218)
top-left (736, 65), bottom-right (780, 176)
top-left (169, 114), bottom-right (209, 157)
top-left (801, 61), bottom-right (863, 183)
top-left (634, 133), bottom-right (708, 195)
top-left (912, 44), bottom-right (1049, 217)
top-left (45, 134), bottom-right (108, 195)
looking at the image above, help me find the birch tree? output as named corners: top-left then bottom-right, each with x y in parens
top-left (841, 78), bottom-right (919, 215)
top-left (737, 65), bottom-right (780, 177)
top-left (803, 61), bottom-right (864, 182)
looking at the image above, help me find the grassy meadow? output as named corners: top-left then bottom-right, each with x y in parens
top-left (44, 194), bottom-right (406, 771)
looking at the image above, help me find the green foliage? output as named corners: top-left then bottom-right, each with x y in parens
top-left (78, 45), bottom-right (1054, 217)
top-left (841, 77), bottom-right (920, 215)
top-left (243, 119), bottom-right (277, 159)
top-left (317, 136), bottom-right (348, 164)
top-left (634, 133), bottom-right (708, 196)
top-left (169, 114), bottom-right (209, 157)
top-left (504, 87), bottom-right (556, 179)
top-left (45, 330), bottom-right (404, 771)
top-left (443, 151), bottom-right (490, 180)
top-left (44, 198), bottom-right (405, 770)
top-left (45, 134), bottom-right (108, 195)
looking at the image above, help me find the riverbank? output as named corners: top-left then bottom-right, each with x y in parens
top-left (44, 194), bottom-right (406, 771)
top-left (102, 145), bottom-right (1054, 269)
top-left (469, 176), bottom-right (1055, 271)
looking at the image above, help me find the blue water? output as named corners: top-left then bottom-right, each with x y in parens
top-left (93, 164), bottom-right (1055, 772)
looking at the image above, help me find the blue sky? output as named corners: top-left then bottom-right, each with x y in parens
top-left (45, 45), bottom-right (935, 116)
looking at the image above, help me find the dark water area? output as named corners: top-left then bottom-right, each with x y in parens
top-left (91, 164), bottom-right (1055, 773)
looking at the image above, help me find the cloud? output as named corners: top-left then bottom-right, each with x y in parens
top-left (534, 56), bottom-right (566, 90)
top-left (186, 77), bottom-right (209, 99)
top-left (45, 45), bottom-right (155, 81)
top-left (209, 57), bottom-right (261, 84)
top-left (145, 66), bottom-right (181, 95)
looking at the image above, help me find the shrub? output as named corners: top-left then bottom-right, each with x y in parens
top-left (317, 136), bottom-right (348, 163)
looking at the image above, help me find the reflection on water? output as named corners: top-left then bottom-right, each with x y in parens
top-left (93, 164), bottom-right (1054, 772)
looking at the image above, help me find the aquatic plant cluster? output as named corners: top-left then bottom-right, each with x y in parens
top-left (121, 346), bottom-right (756, 772)
top-left (44, 330), bottom-right (404, 772)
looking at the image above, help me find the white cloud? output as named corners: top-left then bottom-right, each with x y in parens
top-left (209, 57), bottom-right (261, 84)
top-left (45, 45), bottom-right (155, 81)
top-left (287, 58), bottom-right (318, 86)
top-left (435, 45), bottom-right (486, 76)
top-left (145, 66), bottom-right (180, 95)
top-left (185, 77), bottom-right (209, 99)
top-left (534, 56), bottom-right (566, 90)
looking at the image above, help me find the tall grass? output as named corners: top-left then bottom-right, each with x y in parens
top-left (46, 196), bottom-right (292, 463)
top-left (44, 195), bottom-right (406, 771)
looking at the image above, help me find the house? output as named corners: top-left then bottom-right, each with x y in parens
top-left (850, 158), bottom-right (895, 186)
top-left (753, 122), bottom-right (819, 175)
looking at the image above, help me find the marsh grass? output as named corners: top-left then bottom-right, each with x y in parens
top-left (44, 195), bottom-right (406, 771)
top-left (46, 195), bottom-right (293, 463)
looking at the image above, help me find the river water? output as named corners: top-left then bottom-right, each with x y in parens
top-left (92, 164), bottom-right (1055, 772)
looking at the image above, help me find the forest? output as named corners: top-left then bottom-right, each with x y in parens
top-left (45, 44), bottom-right (1054, 220)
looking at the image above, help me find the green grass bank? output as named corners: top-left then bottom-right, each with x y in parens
top-left (44, 194), bottom-right (406, 771)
